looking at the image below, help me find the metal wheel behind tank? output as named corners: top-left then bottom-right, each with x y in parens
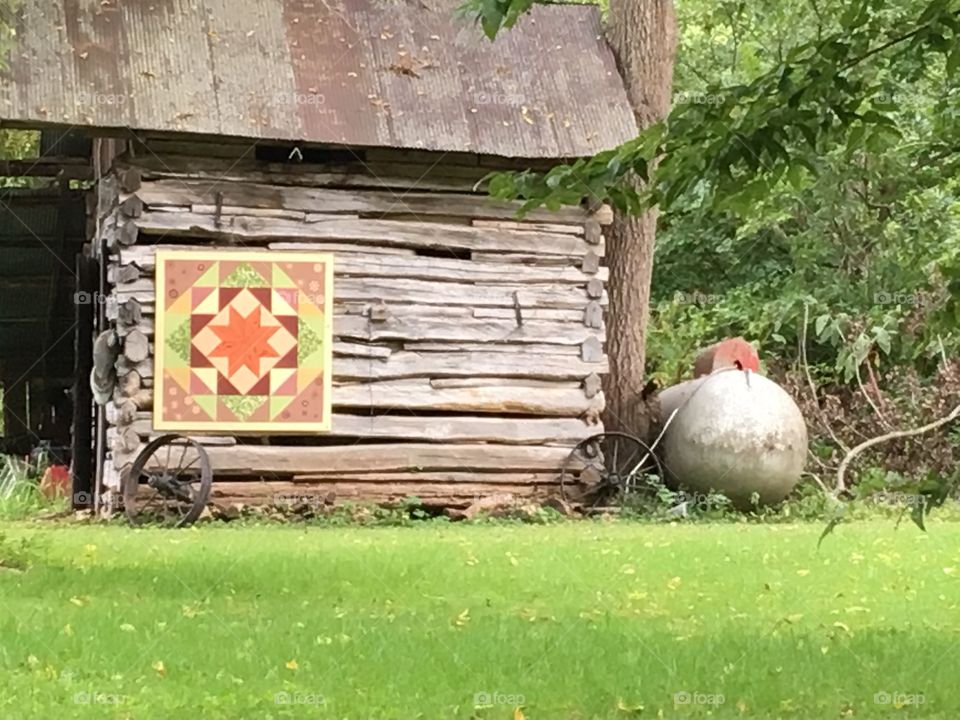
top-left (560, 431), bottom-right (663, 508)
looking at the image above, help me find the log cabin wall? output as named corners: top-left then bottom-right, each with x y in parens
top-left (95, 142), bottom-right (611, 510)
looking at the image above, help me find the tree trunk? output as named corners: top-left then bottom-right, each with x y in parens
top-left (602, 0), bottom-right (677, 440)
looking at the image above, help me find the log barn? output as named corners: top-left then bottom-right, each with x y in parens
top-left (0, 0), bottom-right (637, 512)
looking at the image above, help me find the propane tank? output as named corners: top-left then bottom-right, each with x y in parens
top-left (659, 369), bottom-right (807, 508)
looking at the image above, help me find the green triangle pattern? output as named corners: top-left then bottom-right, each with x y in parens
top-left (222, 262), bottom-right (268, 288)
top-left (221, 395), bottom-right (267, 421)
top-left (272, 264), bottom-right (298, 288)
top-left (194, 262), bottom-right (220, 287)
top-left (193, 395), bottom-right (218, 420)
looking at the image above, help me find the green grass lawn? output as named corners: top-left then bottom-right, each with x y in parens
top-left (1, 520), bottom-right (958, 719)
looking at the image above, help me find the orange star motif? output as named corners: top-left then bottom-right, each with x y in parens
top-left (208, 306), bottom-right (280, 377)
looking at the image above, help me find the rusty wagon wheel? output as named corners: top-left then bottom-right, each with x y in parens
top-left (560, 431), bottom-right (663, 508)
top-left (123, 434), bottom-right (212, 528)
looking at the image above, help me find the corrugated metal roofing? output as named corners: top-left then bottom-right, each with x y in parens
top-left (0, 0), bottom-right (638, 159)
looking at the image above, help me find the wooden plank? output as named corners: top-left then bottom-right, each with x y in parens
top-left (205, 479), bottom-right (573, 508)
top-left (125, 380), bottom-right (602, 416)
top-left (133, 212), bottom-right (601, 257)
top-left (119, 411), bottom-right (598, 445)
top-left (139, 443), bottom-right (574, 475)
top-left (131, 176), bottom-right (590, 223)
top-left (330, 352), bottom-right (607, 381)
top-left (116, 274), bottom-right (601, 310)
top-left (333, 341), bottom-right (393, 359)
top-left (113, 305), bottom-right (604, 347)
top-left (472, 308), bottom-right (585, 322)
top-left (334, 380), bottom-right (603, 416)
top-left (403, 342), bottom-right (578, 355)
top-left (118, 156), bottom-right (488, 192)
top-left (334, 312), bottom-right (604, 345)
top-left (121, 243), bottom-right (608, 283)
top-left (471, 219), bottom-right (585, 235)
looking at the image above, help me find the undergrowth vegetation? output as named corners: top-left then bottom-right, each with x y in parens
top-left (644, 0), bottom-right (960, 490)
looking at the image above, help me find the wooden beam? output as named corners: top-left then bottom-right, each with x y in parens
top-left (115, 411), bottom-right (600, 445)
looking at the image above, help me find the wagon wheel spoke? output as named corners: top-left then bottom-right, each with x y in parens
top-left (560, 432), bottom-right (663, 509)
top-left (123, 435), bottom-right (213, 528)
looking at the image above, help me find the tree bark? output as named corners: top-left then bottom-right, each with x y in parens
top-left (602, 0), bottom-right (677, 440)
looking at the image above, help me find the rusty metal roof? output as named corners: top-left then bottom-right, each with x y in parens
top-left (0, 0), bottom-right (638, 159)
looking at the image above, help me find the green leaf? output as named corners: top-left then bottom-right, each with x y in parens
top-left (818, 508), bottom-right (846, 549)
top-left (947, 44), bottom-right (960, 79)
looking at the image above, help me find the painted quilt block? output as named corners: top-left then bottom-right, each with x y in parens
top-left (153, 250), bottom-right (333, 432)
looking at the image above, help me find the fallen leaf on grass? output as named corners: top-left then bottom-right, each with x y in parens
top-left (453, 609), bottom-right (470, 627)
top-left (513, 708), bottom-right (526, 720)
top-left (152, 660), bottom-right (166, 676)
top-left (119, 623), bottom-right (135, 632)
top-left (285, 659), bottom-right (299, 670)
top-left (616, 697), bottom-right (645, 713)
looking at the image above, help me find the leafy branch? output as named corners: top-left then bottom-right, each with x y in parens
top-left (464, 0), bottom-right (960, 218)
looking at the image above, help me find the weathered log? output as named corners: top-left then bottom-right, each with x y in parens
top-left (335, 380), bottom-right (603, 416)
top-left (581, 336), bottom-right (604, 363)
top-left (132, 212), bottom-right (601, 258)
top-left (333, 341), bottom-right (394, 359)
top-left (330, 352), bottom-right (607, 381)
top-left (334, 312), bottom-right (604, 345)
top-left (584, 301), bottom-right (604, 329)
top-left (123, 330), bottom-right (150, 363)
top-left (119, 194), bottom-right (144, 218)
top-left (118, 218), bottom-right (138, 246)
top-left (138, 443), bottom-right (573, 475)
top-left (583, 373), bottom-right (603, 399)
top-left (119, 156), bottom-right (486, 192)
top-left (117, 298), bottom-right (142, 327)
top-left (120, 243), bottom-right (608, 284)
top-left (117, 411), bottom-right (597, 445)
top-left (204, 479), bottom-right (573, 508)
top-left (116, 355), bottom-right (153, 379)
top-left (130, 176), bottom-right (590, 223)
top-left (403, 342), bottom-right (578, 355)
top-left (118, 371), bottom-right (141, 398)
top-left (109, 263), bottom-right (142, 284)
top-left (584, 220), bottom-right (603, 245)
top-left (108, 426), bottom-right (140, 454)
top-left (471, 219), bottom-right (585, 235)
top-left (131, 380), bottom-right (601, 416)
top-left (117, 167), bottom-right (142, 193)
top-left (581, 251), bottom-right (601, 274)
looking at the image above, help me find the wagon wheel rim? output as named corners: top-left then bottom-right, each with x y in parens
top-left (560, 432), bottom-right (663, 507)
top-left (123, 434), bottom-right (212, 528)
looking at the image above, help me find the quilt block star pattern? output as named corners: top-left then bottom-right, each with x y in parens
top-left (153, 250), bottom-right (333, 432)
